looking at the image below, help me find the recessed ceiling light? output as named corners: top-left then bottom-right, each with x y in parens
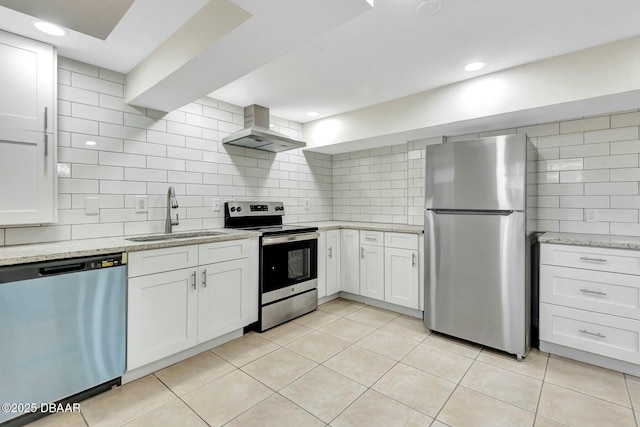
top-left (416, 0), bottom-right (442, 15)
top-left (85, 140), bottom-right (97, 146)
top-left (306, 112), bottom-right (319, 117)
top-left (33, 21), bottom-right (66, 36)
top-left (464, 61), bottom-right (486, 72)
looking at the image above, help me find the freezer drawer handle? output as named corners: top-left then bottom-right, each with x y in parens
top-left (579, 257), bottom-right (608, 263)
top-left (579, 288), bottom-right (607, 296)
top-left (578, 329), bottom-right (606, 339)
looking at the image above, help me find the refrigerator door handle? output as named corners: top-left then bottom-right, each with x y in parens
top-left (430, 209), bottom-right (514, 216)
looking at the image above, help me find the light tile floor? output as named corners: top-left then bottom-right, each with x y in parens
top-left (27, 298), bottom-right (640, 427)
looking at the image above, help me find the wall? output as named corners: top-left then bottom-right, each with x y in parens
top-left (333, 112), bottom-right (640, 236)
top-left (0, 57), bottom-right (332, 246)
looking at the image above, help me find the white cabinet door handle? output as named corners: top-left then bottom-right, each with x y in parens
top-left (579, 256), bottom-right (607, 263)
top-left (202, 269), bottom-right (207, 288)
top-left (328, 246), bottom-right (332, 258)
top-left (191, 271), bottom-right (196, 290)
top-left (579, 288), bottom-right (607, 296)
top-left (412, 253), bottom-right (416, 267)
top-left (361, 247), bottom-right (365, 259)
top-left (579, 329), bottom-right (606, 339)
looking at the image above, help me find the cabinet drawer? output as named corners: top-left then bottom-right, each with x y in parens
top-left (128, 245), bottom-right (198, 278)
top-left (540, 303), bottom-right (640, 364)
top-left (384, 232), bottom-right (418, 250)
top-left (360, 231), bottom-right (384, 246)
top-left (541, 265), bottom-right (640, 320)
top-left (541, 243), bottom-right (640, 275)
top-left (199, 239), bottom-right (252, 265)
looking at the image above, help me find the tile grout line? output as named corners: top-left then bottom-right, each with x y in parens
top-left (532, 351), bottom-right (552, 425)
top-left (152, 372), bottom-right (212, 427)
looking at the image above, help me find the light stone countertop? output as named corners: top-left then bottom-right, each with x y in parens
top-left (0, 229), bottom-right (260, 267)
top-left (539, 232), bottom-right (640, 251)
top-left (0, 221), bottom-right (424, 267)
top-left (293, 221), bottom-right (424, 234)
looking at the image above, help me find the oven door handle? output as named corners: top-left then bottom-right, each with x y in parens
top-left (262, 232), bottom-right (319, 246)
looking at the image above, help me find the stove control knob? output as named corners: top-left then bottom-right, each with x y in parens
top-left (237, 207), bottom-right (242, 212)
top-left (230, 207), bottom-right (236, 212)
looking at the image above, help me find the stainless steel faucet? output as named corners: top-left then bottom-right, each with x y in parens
top-left (165, 186), bottom-right (179, 233)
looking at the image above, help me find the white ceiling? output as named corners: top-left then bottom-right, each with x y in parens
top-left (1, 0), bottom-right (640, 124)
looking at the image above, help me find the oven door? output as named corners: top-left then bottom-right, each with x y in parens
top-left (261, 232), bottom-right (318, 303)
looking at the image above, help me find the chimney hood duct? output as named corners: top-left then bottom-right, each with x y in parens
top-left (222, 105), bottom-right (306, 152)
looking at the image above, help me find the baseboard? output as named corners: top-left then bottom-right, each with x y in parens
top-left (540, 340), bottom-right (640, 376)
top-left (339, 292), bottom-right (423, 319)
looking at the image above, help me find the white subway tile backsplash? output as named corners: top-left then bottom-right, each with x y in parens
top-left (100, 94), bottom-right (146, 115)
top-left (611, 112), bottom-right (640, 128)
top-left (167, 146), bottom-right (202, 161)
top-left (124, 113), bottom-right (165, 131)
top-left (559, 221), bottom-right (609, 235)
top-left (58, 147), bottom-right (98, 164)
top-left (71, 134), bottom-right (124, 152)
top-left (537, 158), bottom-right (583, 171)
top-left (72, 223), bottom-right (123, 239)
top-left (124, 140), bottom-right (166, 157)
top-left (100, 123), bottom-right (146, 142)
top-left (147, 130), bottom-right (185, 147)
top-left (71, 73), bottom-right (123, 97)
top-left (560, 196), bottom-right (609, 208)
top-left (98, 68), bottom-right (125, 84)
top-left (610, 223), bottom-right (640, 236)
top-left (537, 133), bottom-right (583, 148)
top-left (147, 156), bottom-right (185, 171)
top-left (537, 208), bottom-right (584, 221)
top-left (73, 164), bottom-right (123, 180)
top-left (610, 140), bottom-right (640, 155)
top-left (58, 85), bottom-right (99, 105)
top-left (185, 113), bottom-right (218, 130)
top-left (124, 168), bottom-right (167, 182)
top-left (59, 57), bottom-right (99, 77)
top-left (72, 103), bottom-right (123, 124)
top-left (58, 100), bottom-right (71, 116)
top-left (584, 154), bottom-right (638, 169)
top-left (585, 182), bottom-right (638, 195)
top-left (559, 170), bottom-right (609, 183)
top-left (5, 226), bottom-right (71, 245)
top-left (610, 168), bottom-right (640, 181)
top-left (59, 116), bottom-right (99, 134)
top-left (560, 142), bottom-right (609, 158)
top-left (148, 109), bottom-right (186, 123)
top-left (100, 180), bottom-right (146, 194)
top-left (59, 178), bottom-right (99, 194)
top-left (517, 123), bottom-right (560, 137)
top-left (538, 184), bottom-right (583, 196)
top-left (593, 209), bottom-right (639, 223)
top-left (99, 152), bottom-right (146, 168)
top-left (100, 209), bottom-right (146, 223)
top-left (611, 196), bottom-right (640, 209)
top-left (585, 126), bottom-right (639, 144)
top-left (559, 116), bottom-right (609, 134)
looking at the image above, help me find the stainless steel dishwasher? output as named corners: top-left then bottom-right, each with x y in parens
top-left (0, 254), bottom-right (126, 426)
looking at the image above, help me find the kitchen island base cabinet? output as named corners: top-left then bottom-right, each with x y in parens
top-left (539, 242), bottom-right (640, 376)
top-left (127, 239), bottom-right (258, 371)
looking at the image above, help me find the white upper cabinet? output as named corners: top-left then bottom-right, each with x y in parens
top-left (0, 30), bottom-right (56, 226)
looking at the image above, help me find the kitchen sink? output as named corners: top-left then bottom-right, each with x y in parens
top-left (126, 231), bottom-right (226, 242)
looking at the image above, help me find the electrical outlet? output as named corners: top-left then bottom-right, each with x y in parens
top-left (213, 199), bottom-right (220, 212)
top-left (585, 209), bottom-right (598, 223)
top-left (135, 195), bottom-right (148, 213)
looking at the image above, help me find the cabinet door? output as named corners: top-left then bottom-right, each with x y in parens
top-left (317, 231), bottom-right (327, 299)
top-left (326, 230), bottom-right (341, 296)
top-left (0, 31), bottom-right (54, 132)
top-left (0, 129), bottom-right (56, 225)
top-left (385, 248), bottom-right (419, 309)
top-left (361, 244), bottom-right (384, 300)
top-left (127, 268), bottom-right (198, 370)
top-left (198, 258), bottom-right (249, 343)
top-left (340, 229), bottom-right (360, 294)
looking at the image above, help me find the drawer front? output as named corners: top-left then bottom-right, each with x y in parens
top-left (540, 265), bottom-right (640, 320)
top-left (384, 232), bottom-right (418, 250)
top-left (128, 245), bottom-right (198, 278)
top-left (541, 243), bottom-right (640, 275)
top-left (199, 239), bottom-right (252, 265)
top-left (360, 231), bottom-right (384, 246)
top-left (540, 303), bottom-right (640, 364)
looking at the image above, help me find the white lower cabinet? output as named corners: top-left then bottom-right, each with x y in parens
top-left (360, 244), bottom-right (384, 300)
top-left (539, 242), bottom-right (640, 374)
top-left (128, 268), bottom-right (198, 370)
top-left (326, 230), bottom-right (341, 296)
top-left (384, 247), bottom-right (419, 309)
top-left (340, 229), bottom-right (360, 294)
top-left (127, 239), bottom-right (257, 370)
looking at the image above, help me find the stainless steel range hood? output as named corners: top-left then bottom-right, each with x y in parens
top-left (222, 105), bottom-right (306, 152)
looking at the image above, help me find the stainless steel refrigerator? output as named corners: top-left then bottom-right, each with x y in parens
top-left (424, 134), bottom-right (536, 360)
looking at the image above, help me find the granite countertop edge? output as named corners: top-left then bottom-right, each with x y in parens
top-left (294, 221), bottom-right (424, 234)
top-left (0, 230), bottom-right (261, 267)
top-left (539, 232), bottom-right (640, 251)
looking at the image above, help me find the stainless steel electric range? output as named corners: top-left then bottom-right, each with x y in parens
top-left (224, 201), bottom-right (318, 331)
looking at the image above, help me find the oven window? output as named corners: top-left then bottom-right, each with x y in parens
top-left (262, 239), bottom-right (317, 294)
top-left (288, 248), bottom-right (310, 280)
